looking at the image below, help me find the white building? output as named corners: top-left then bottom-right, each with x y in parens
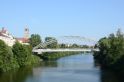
top-left (0, 28), bottom-right (16, 46)
top-left (0, 27), bottom-right (30, 46)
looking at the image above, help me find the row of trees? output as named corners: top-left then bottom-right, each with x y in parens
top-left (94, 29), bottom-right (124, 74)
top-left (59, 44), bottom-right (91, 48)
top-left (0, 33), bottom-right (82, 72)
top-left (29, 34), bottom-right (91, 49)
top-left (0, 40), bottom-right (40, 72)
top-left (0, 33), bottom-right (85, 72)
top-left (29, 34), bottom-right (87, 60)
top-left (29, 34), bottom-right (58, 48)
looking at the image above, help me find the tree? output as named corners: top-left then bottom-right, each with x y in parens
top-left (12, 42), bottom-right (31, 67)
top-left (45, 37), bottom-right (58, 48)
top-left (0, 40), bottom-right (19, 72)
top-left (60, 43), bottom-right (66, 48)
top-left (82, 45), bottom-right (89, 48)
top-left (116, 28), bottom-right (123, 38)
top-left (30, 34), bottom-right (42, 47)
top-left (94, 28), bottom-right (124, 71)
top-left (71, 44), bottom-right (79, 48)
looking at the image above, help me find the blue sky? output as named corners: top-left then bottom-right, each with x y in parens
top-left (0, 0), bottom-right (124, 41)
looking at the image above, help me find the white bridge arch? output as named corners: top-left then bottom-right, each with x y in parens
top-left (32, 36), bottom-right (99, 54)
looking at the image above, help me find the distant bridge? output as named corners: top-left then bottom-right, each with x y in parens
top-left (32, 36), bottom-right (99, 54)
top-left (33, 48), bottom-right (99, 54)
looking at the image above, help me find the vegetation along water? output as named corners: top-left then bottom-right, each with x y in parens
top-left (0, 53), bottom-right (122, 82)
top-left (1, 29), bottom-right (124, 82)
top-left (94, 29), bottom-right (124, 80)
top-left (0, 34), bottom-right (90, 72)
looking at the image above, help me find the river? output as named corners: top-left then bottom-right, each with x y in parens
top-left (0, 53), bottom-right (121, 82)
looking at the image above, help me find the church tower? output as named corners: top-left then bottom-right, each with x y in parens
top-left (24, 27), bottom-right (29, 39)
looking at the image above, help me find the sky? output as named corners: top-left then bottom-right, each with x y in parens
top-left (0, 0), bottom-right (124, 42)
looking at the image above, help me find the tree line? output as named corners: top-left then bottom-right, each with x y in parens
top-left (29, 34), bottom-right (86, 60)
top-left (29, 34), bottom-right (91, 49)
top-left (0, 38), bottom-right (40, 72)
top-left (94, 29), bottom-right (124, 74)
top-left (0, 33), bottom-right (91, 72)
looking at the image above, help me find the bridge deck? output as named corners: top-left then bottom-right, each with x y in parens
top-left (33, 48), bottom-right (99, 54)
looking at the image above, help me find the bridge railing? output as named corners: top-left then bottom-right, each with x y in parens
top-left (32, 48), bottom-right (99, 54)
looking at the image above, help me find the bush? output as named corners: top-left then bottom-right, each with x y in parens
top-left (0, 40), bottom-right (40, 72)
top-left (0, 40), bottom-right (19, 72)
top-left (94, 29), bottom-right (124, 72)
top-left (12, 42), bottom-right (40, 67)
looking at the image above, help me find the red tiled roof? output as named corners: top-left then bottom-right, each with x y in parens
top-left (16, 38), bottom-right (29, 43)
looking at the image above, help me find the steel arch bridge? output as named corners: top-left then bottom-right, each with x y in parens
top-left (32, 36), bottom-right (99, 54)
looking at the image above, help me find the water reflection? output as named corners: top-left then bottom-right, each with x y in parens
top-left (100, 70), bottom-right (121, 82)
top-left (0, 66), bottom-right (33, 82)
top-left (40, 61), bottom-right (57, 67)
top-left (0, 53), bottom-right (122, 82)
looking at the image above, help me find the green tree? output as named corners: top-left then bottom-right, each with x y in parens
top-left (0, 40), bottom-right (19, 72)
top-left (116, 28), bottom-right (123, 38)
top-left (60, 43), bottom-right (66, 48)
top-left (30, 34), bottom-right (42, 47)
top-left (12, 42), bottom-right (31, 67)
top-left (71, 44), bottom-right (79, 48)
top-left (45, 37), bottom-right (58, 48)
top-left (94, 29), bottom-right (124, 71)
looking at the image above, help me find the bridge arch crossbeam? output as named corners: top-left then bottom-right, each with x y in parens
top-left (32, 36), bottom-right (99, 54)
top-left (62, 36), bottom-right (96, 41)
top-left (33, 39), bottom-right (58, 50)
top-left (59, 36), bottom-right (97, 44)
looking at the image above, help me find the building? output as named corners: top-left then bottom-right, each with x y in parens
top-left (24, 28), bottom-right (29, 39)
top-left (16, 37), bottom-right (29, 45)
top-left (0, 27), bottom-right (16, 46)
top-left (0, 27), bottom-right (30, 46)
top-left (16, 28), bottom-right (30, 45)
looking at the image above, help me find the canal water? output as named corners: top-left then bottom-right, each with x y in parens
top-left (0, 53), bottom-right (121, 82)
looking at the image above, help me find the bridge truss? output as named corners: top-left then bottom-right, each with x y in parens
top-left (32, 36), bottom-right (98, 54)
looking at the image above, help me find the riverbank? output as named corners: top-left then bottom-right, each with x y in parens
top-left (39, 52), bottom-right (83, 60)
top-left (0, 38), bottom-right (86, 73)
top-left (0, 40), bottom-right (41, 72)
top-left (0, 53), bottom-right (122, 82)
top-left (93, 29), bottom-right (124, 79)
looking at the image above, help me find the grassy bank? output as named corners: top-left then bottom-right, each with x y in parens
top-left (39, 52), bottom-right (83, 60)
